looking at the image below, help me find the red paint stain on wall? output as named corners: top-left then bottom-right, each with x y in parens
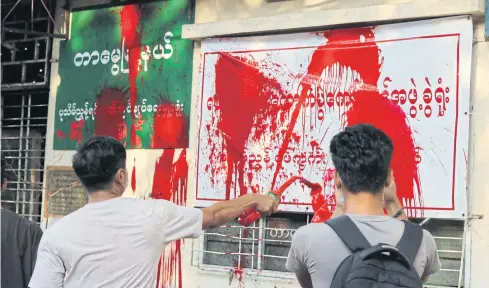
top-left (305, 27), bottom-right (421, 212)
top-left (346, 90), bottom-right (420, 210)
top-left (152, 150), bottom-right (188, 288)
top-left (213, 54), bottom-right (289, 199)
top-left (70, 120), bottom-right (84, 142)
top-left (120, 5), bottom-right (142, 148)
top-left (94, 87), bottom-right (127, 142)
top-left (56, 130), bottom-right (66, 139)
top-left (131, 158), bottom-right (136, 193)
top-left (152, 103), bottom-right (188, 149)
top-left (207, 26), bottom-right (421, 217)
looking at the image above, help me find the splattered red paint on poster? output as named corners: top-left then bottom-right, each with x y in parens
top-left (152, 149), bottom-right (188, 288)
top-left (197, 18), bottom-right (472, 219)
top-left (152, 103), bottom-right (189, 149)
top-left (202, 27), bottom-right (420, 220)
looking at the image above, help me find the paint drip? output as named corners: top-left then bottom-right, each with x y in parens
top-left (119, 5), bottom-right (142, 148)
top-left (152, 149), bottom-right (188, 288)
top-left (131, 158), bottom-right (136, 193)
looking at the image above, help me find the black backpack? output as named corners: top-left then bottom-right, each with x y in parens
top-left (326, 216), bottom-right (424, 288)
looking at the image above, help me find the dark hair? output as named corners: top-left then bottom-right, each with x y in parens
top-left (72, 136), bottom-right (126, 192)
top-left (1, 157), bottom-right (6, 186)
top-left (330, 124), bottom-right (393, 194)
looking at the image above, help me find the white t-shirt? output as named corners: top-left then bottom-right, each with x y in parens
top-left (29, 197), bottom-right (203, 288)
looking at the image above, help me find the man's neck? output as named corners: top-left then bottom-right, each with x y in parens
top-left (87, 190), bottom-right (120, 204)
top-left (344, 192), bottom-right (385, 216)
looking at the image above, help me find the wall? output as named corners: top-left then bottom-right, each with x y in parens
top-left (44, 0), bottom-right (487, 287)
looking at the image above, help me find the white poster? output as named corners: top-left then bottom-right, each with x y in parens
top-left (195, 17), bottom-right (472, 219)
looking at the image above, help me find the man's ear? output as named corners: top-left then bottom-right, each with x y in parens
top-left (334, 172), bottom-right (342, 190)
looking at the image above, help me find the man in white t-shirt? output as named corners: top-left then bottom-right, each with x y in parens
top-left (29, 136), bottom-right (278, 288)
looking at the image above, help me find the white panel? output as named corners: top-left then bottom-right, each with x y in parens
top-left (196, 16), bottom-right (472, 219)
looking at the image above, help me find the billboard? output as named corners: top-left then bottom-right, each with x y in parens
top-left (196, 17), bottom-right (473, 219)
top-left (53, 1), bottom-right (194, 150)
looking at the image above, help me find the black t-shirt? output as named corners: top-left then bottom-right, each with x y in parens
top-left (1, 209), bottom-right (43, 288)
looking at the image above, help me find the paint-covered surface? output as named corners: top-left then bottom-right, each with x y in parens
top-left (196, 17), bottom-right (473, 219)
top-left (53, 1), bottom-right (194, 150)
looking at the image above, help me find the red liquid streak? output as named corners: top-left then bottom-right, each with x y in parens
top-left (120, 5), bottom-right (142, 148)
top-left (152, 150), bottom-right (188, 288)
top-left (94, 88), bottom-right (127, 141)
top-left (131, 158), bottom-right (136, 193)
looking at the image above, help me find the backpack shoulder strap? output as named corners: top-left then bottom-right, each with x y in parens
top-left (325, 216), bottom-right (371, 252)
top-left (396, 221), bottom-right (423, 263)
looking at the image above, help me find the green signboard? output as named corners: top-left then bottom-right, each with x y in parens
top-left (53, 1), bottom-right (194, 150)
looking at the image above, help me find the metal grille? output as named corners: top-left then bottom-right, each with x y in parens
top-left (1, 91), bottom-right (49, 223)
top-left (1, 0), bottom-right (54, 90)
top-left (192, 214), bottom-right (464, 286)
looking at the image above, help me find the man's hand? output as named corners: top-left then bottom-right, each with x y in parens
top-left (253, 194), bottom-right (279, 215)
top-left (202, 193), bottom-right (279, 229)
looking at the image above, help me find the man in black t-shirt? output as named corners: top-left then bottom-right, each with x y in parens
top-left (1, 158), bottom-right (43, 288)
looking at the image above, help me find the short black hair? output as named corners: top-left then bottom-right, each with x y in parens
top-left (72, 136), bottom-right (126, 193)
top-left (1, 157), bottom-right (6, 186)
top-left (330, 124), bottom-right (393, 194)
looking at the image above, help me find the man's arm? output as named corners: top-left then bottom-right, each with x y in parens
top-left (286, 227), bottom-right (312, 288)
top-left (25, 223), bottom-right (43, 282)
top-left (201, 193), bottom-right (277, 230)
top-left (295, 272), bottom-right (313, 288)
top-left (28, 236), bottom-right (65, 288)
top-left (159, 193), bottom-right (277, 244)
top-left (420, 230), bottom-right (442, 282)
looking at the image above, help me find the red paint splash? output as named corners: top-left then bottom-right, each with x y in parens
top-left (152, 150), bottom-right (188, 288)
top-left (70, 120), bottom-right (84, 142)
top-left (131, 158), bottom-right (136, 193)
top-left (213, 54), bottom-right (289, 200)
top-left (56, 129), bottom-right (66, 139)
top-left (120, 5), bottom-right (142, 148)
top-left (306, 27), bottom-right (420, 212)
top-left (152, 150), bottom-right (175, 200)
top-left (94, 87), bottom-right (127, 141)
top-left (208, 26), bottom-right (421, 216)
top-left (232, 259), bottom-right (245, 287)
top-left (345, 90), bottom-right (421, 210)
top-left (152, 103), bottom-right (189, 148)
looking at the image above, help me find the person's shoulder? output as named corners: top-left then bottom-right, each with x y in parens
top-left (420, 228), bottom-right (437, 248)
top-left (294, 222), bottom-right (338, 242)
top-left (1, 209), bottom-right (40, 229)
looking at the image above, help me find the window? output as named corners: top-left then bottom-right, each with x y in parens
top-left (193, 214), bottom-right (464, 287)
top-left (1, 91), bottom-right (49, 223)
top-left (194, 212), bottom-right (311, 273)
top-left (1, 0), bottom-right (54, 90)
top-left (1, 0), bottom-right (54, 223)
